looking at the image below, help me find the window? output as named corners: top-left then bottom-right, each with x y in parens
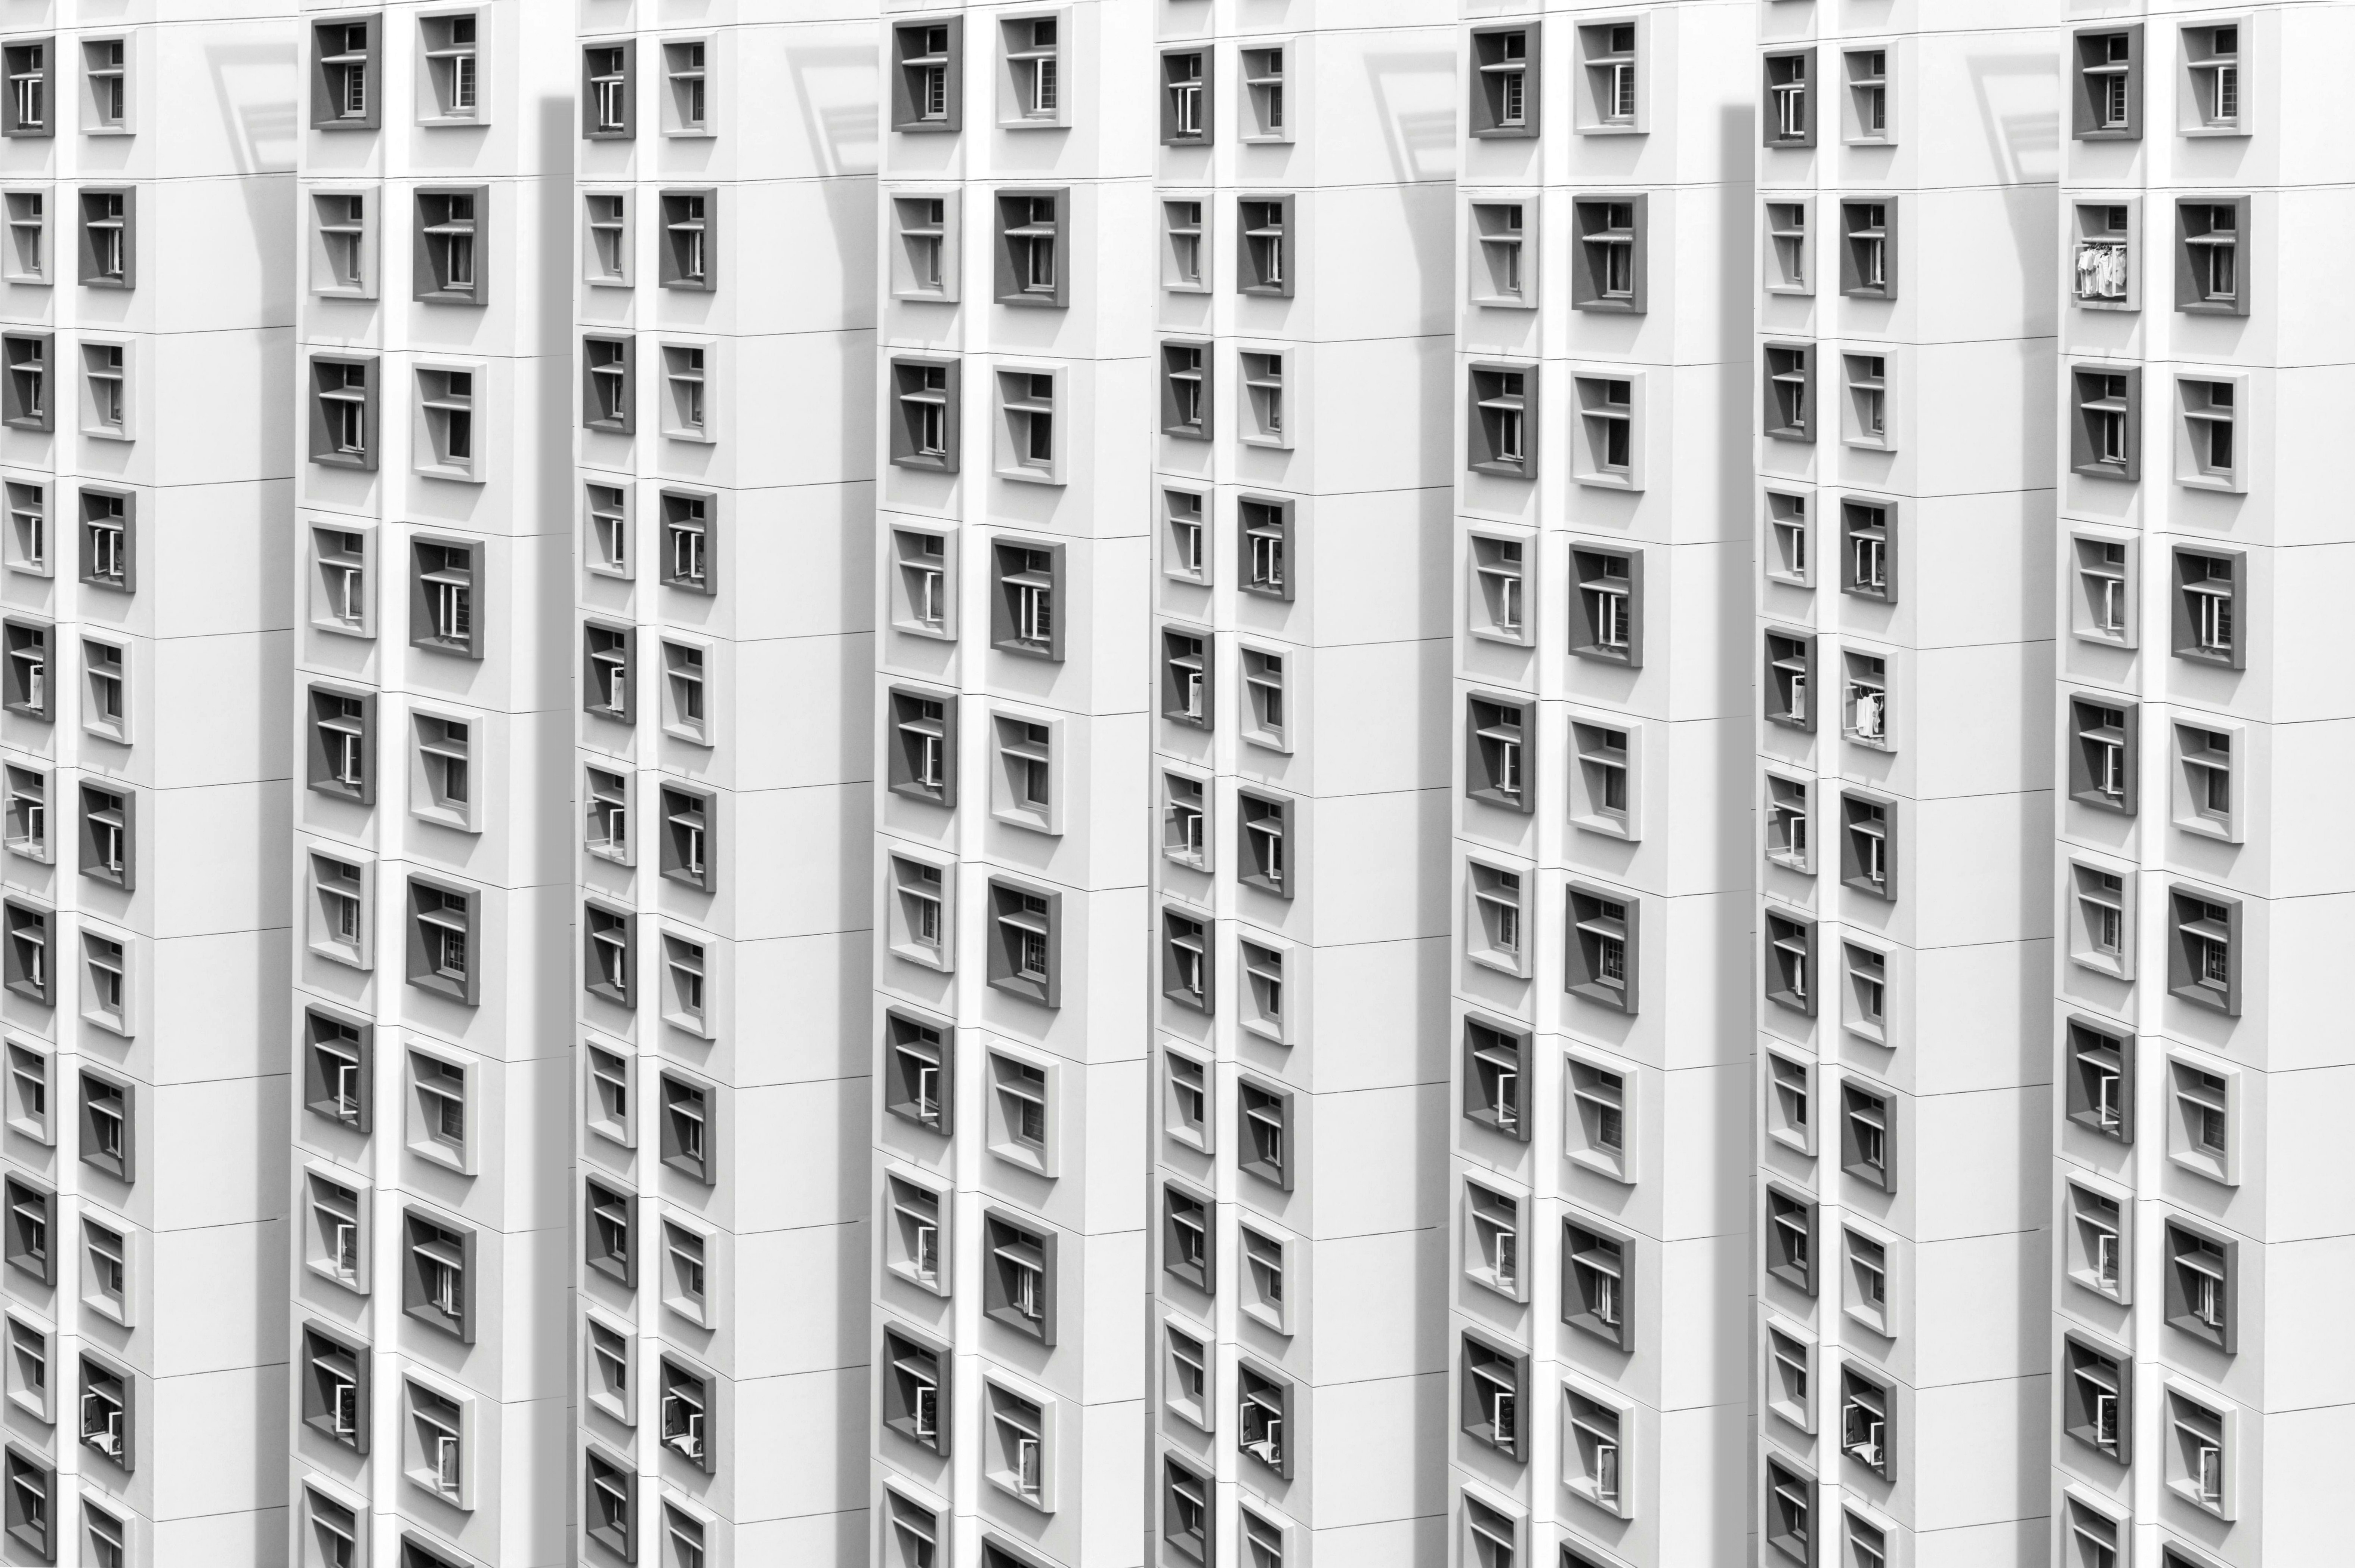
top-left (70, 489), bottom-right (131, 597)
top-left (1468, 364), bottom-right (1535, 478)
top-left (884, 1489), bottom-right (947, 1568)
top-left (660, 640), bottom-right (712, 743)
top-left (408, 537), bottom-right (481, 658)
top-left (1763, 629), bottom-right (1815, 730)
top-left (2174, 721), bottom-right (2242, 841)
top-left (581, 902), bottom-right (633, 1007)
top-left (887, 685), bottom-right (956, 806)
top-left (2068, 695), bottom-right (2138, 814)
top-left (1843, 46), bottom-right (1890, 142)
top-left (3, 1314), bottom-right (48, 1422)
top-left (1763, 48), bottom-right (1815, 146)
top-left (406, 1046), bottom-right (475, 1174)
top-left (1845, 938), bottom-right (1883, 1034)
top-left (312, 16), bottom-right (379, 130)
top-left (1241, 46), bottom-right (1287, 140)
top-left (1838, 1365), bottom-right (1892, 1479)
top-left (2065, 1496), bottom-right (2127, 1568)
top-left (985, 1049), bottom-right (1053, 1175)
top-left (2164, 1385), bottom-right (2234, 1516)
top-left (1234, 494), bottom-right (1290, 598)
top-left (1839, 1078), bottom-right (1895, 1193)
top-left (1164, 1046), bottom-right (1212, 1152)
top-left (1163, 1181), bottom-right (1213, 1293)
top-left (1839, 791), bottom-right (1894, 899)
top-left (2, 766), bottom-right (43, 864)
top-left (657, 784), bottom-right (715, 891)
top-left (1159, 341), bottom-right (1210, 438)
top-left (1765, 1186), bottom-right (1817, 1297)
top-left (583, 191), bottom-right (630, 286)
top-left (311, 524), bottom-right (372, 633)
top-left (2072, 26), bottom-right (2142, 139)
top-left (995, 368), bottom-right (1062, 479)
top-left (659, 932), bottom-right (709, 1035)
top-left (1162, 199), bottom-right (1207, 293)
top-left (79, 339), bottom-right (129, 438)
top-left (2071, 532), bottom-right (2135, 645)
top-left (991, 539), bottom-right (1064, 660)
top-left (305, 685), bottom-right (374, 804)
top-left (2174, 377), bottom-right (2243, 490)
top-left (1765, 908), bottom-right (1816, 1016)
top-left (1576, 20), bottom-right (1641, 132)
top-left (419, 12), bottom-right (479, 121)
top-left (892, 18), bottom-right (962, 133)
top-left (987, 878), bottom-right (1059, 1007)
top-left (1571, 196), bottom-right (1644, 312)
top-left (981, 1209), bottom-right (1058, 1343)
top-left (76, 1068), bottom-right (132, 1183)
top-left (1764, 490), bottom-right (1811, 584)
top-left (303, 1007), bottom-right (371, 1131)
top-left (884, 1010), bottom-right (953, 1135)
top-left (1464, 1017), bottom-right (1529, 1140)
top-left (1238, 349), bottom-right (1289, 446)
top-left (2066, 1018), bottom-right (2135, 1144)
top-left (1467, 860), bottom-right (1529, 975)
top-left (1238, 1077), bottom-right (1293, 1191)
top-left (583, 1175), bottom-right (635, 1288)
top-left (999, 14), bottom-right (1063, 126)
top-left (1567, 1050), bottom-right (1634, 1180)
top-left (75, 188), bottom-right (133, 289)
top-left (583, 621), bottom-right (633, 722)
top-left (581, 768), bottom-right (631, 868)
top-left (1, 1176), bottom-right (49, 1283)
top-left (658, 341), bottom-right (711, 441)
top-left (309, 355), bottom-right (377, 469)
top-left (1239, 646), bottom-right (1288, 749)
top-left (1572, 375), bottom-right (1641, 486)
top-left (994, 191), bottom-right (1067, 308)
top-left (890, 524), bottom-right (953, 638)
top-left (1470, 25), bottom-right (1538, 137)
top-left (0, 333), bottom-right (49, 430)
top-left (406, 366), bottom-right (479, 481)
top-left (305, 1169), bottom-right (368, 1293)
top-left (1570, 545), bottom-right (1642, 663)
top-left (2070, 861), bottom-right (2132, 978)
top-left (2168, 885), bottom-right (2241, 1016)
top-left (1563, 1218), bottom-right (1634, 1352)
top-left (3, 482), bottom-right (43, 576)
top-left (77, 1354), bottom-right (132, 1470)
top-left (2171, 547), bottom-right (2244, 669)
top-left (656, 1355), bottom-right (716, 1472)
top-left (886, 1170), bottom-right (948, 1295)
top-left (2073, 201), bottom-right (2136, 309)
top-left (1162, 908), bottom-right (1211, 1012)
top-left (1162, 50), bottom-right (1210, 145)
top-left (1765, 1322), bottom-right (1813, 1433)
top-left (1237, 1362), bottom-right (1291, 1478)
top-left (2176, 198), bottom-right (2249, 315)
top-left (1837, 200), bottom-right (1895, 301)
top-left (1468, 533), bottom-right (1530, 646)
top-left (1165, 1455), bottom-right (1212, 1564)
top-left (2071, 365), bottom-right (2140, 480)
top-left (1564, 1386), bottom-right (1627, 1514)
top-left (1159, 628), bottom-right (1213, 733)
top-left (1457, 203), bottom-right (1534, 316)
top-left (584, 1447), bottom-right (636, 1559)
top-left (78, 638), bottom-right (126, 745)
top-left (413, 188), bottom-right (484, 304)
top-left (79, 930), bottom-right (127, 1033)
top-left (0, 901), bottom-right (47, 1004)
top-left (887, 852), bottom-right (952, 970)
top-left (1466, 695), bottom-right (1531, 812)
top-left (1843, 354), bottom-right (1889, 447)
top-left (401, 1207), bottom-right (475, 1340)
top-left (652, 189), bottom-right (717, 293)
top-left (2, 40), bottom-right (52, 138)
top-left (2163, 1217), bottom-right (2238, 1352)
top-left (405, 875), bottom-right (479, 1006)
top-left (1237, 196), bottom-right (1293, 296)
top-left (1565, 884), bottom-right (1638, 1013)
top-left (2168, 1052), bottom-right (2238, 1185)
top-left (1460, 1335), bottom-right (1527, 1459)
top-left (582, 39), bottom-right (633, 137)
top-left (1839, 500), bottom-right (1896, 602)
top-left (1464, 1180), bottom-right (1523, 1299)
top-left (2063, 1333), bottom-right (2131, 1464)
top-left (1765, 200), bottom-right (1811, 293)
top-left (4, 1041), bottom-right (48, 1142)
top-left (889, 356), bottom-right (959, 470)
top-left (1763, 342), bottom-right (1814, 441)
top-left (582, 334), bottom-right (634, 434)
top-left (2066, 1178), bottom-right (2129, 1303)
top-left (887, 193), bottom-right (956, 303)
top-left (654, 37), bottom-right (710, 136)
top-left (305, 1487), bottom-right (366, 1568)
top-left (2181, 22), bottom-right (2245, 134)
top-left (301, 1323), bottom-right (368, 1454)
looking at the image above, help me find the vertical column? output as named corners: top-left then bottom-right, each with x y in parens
top-left (0, 10), bottom-right (296, 1566)
top-left (1148, 4), bottom-right (1458, 1567)
top-left (870, 4), bottom-right (1153, 1568)
top-left (1756, 5), bottom-right (2058, 1567)
top-left (290, 4), bottom-right (575, 1567)
top-left (571, 3), bottom-right (879, 1565)
top-left (1450, 2), bottom-right (1756, 1566)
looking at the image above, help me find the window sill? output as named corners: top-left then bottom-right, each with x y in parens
top-left (887, 939), bottom-right (951, 973)
top-left (888, 1259), bottom-right (950, 1298)
top-left (307, 938), bottom-right (370, 972)
top-left (2180, 124), bottom-right (2248, 140)
top-left (0, 275), bottom-right (47, 289)
top-left (2173, 814), bottom-right (2241, 845)
top-left (2068, 1266), bottom-right (2127, 1306)
top-left (2166, 1149), bottom-right (2236, 1188)
top-left (2166, 1479), bottom-right (2233, 1522)
top-left (1238, 1017), bottom-right (1287, 1046)
top-left (415, 464), bottom-right (483, 485)
top-left (407, 1137), bottom-right (473, 1177)
top-left (2177, 474), bottom-right (2245, 496)
top-left (1765, 1127), bottom-right (1811, 1159)
top-left (1842, 1303), bottom-right (1893, 1340)
top-left (4, 843), bottom-right (50, 865)
top-left (2074, 296), bottom-right (2138, 315)
top-left (1764, 428), bottom-right (1814, 446)
top-left (660, 1008), bottom-right (712, 1040)
top-left (994, 466), bottom-right (1064, 487)
top-left (80, 1008), bottom-right (129, 1038)
top-left (1468, 949), bottom-right (1529, 981)
top-left (2070, 950), bottom-right (2130, 982)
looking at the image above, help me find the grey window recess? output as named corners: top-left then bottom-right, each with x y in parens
top-left (1839, 1365), bottom-right (1894, 1480)
top-left (2072, 25), bottom-right (2143, 141)
top-left (1160, 627), bottom-right (1212, 729)
top-left (301, 1322), bottom-right (369, 1454)
top-left (81, 339), bottom-right (129, 439)
top-left (312, 16), bottom-right (380, 131)
top-left (1569, 545), bottom-right (1642, 666)
top-left (75, 188), bottom-right (133, 289)
top-left (1563, 1217), bottom-right (1635, 1351)
top-left (1839, 1078), bottom-right (1895, 1193)
top-left (581, 334), bottom-right (634, 434)
top-left (990, 538), bottom-right (1064, 661)
top-left (1459, 1334), bottom-right (1529, 1460)
top-left (1572, 195), bottom-right (1645, 312)
top-left (0, 618), bottom-right (49, 720)
top-left (882, 1325), bottom-right (950, 1454)
top-left (660, 491), bottom-right (716, 595)
top-left (581, 39), bottom-right (634, 138)
top-left (77, 1068), bottom-right (133, 1182)
top-left (2163, 1216), bottom-right (2237, 1352)
top-left (659, 189), bottom-right (716, 290)
top-left (657, 1356), bottom-right (716, 1475)
top-left (1839, 791), bottom-right (1895, 900)
top-left (2, 40), bottom-right (55, 138)
top-left (76, 783), bottom-right (133, 892)
top-left (401, 1207), bottom-right (476, 1341)
top-left (77, 1353), bottom-right (135, 1471)
top-left (1162, 1182), bottom-right (1214, 1293)
top-left (1840, 500), bottom-right (1896, 602)
top-left (0, 333), bottom-right (49, 431)
top-left (2175, 197), bottom-right (2250, 315)
top-left (1763, 48), bottom-right (1815, 146)
top-left (1466, 694), bottom-right (1532, 812)
top-left (1164, 1456), bottom-right (1212, 1563)
top-left (1468, 362), bottom-right (1535, 478)
top-left (1470, 533), bottom-right (1528, 641)
top-left (2071, 365), bottom-right (2140, 480)
top-left (2, 1173), bottom-right (52, 1282)
top-left (582, 620), bottom-right (633, 723)
top-left (1763, 342), bottom-right (1813, 442)
top-left (658, 784), bottom-right (715, 892)
top-left (582, 901), bottom-right (633, 1006)
top-left (1238, 1080), bottom-right (1291, 1191)
top-left (1161, 340), bottom-right (1211, 438)
top-left (986, 878), bottom-right (1059, 1008)
top-left (77, 487), bottom-right (134, 595)
top-left (404, 874), bottom-right (480, 1006)
top-left (1, 900), bottom-right (50, 1005)
top-left (981, 1209), bottom-right (1058, 1343)
top-left (1, 193), bottom-right (45, 285)
top-left (1566, 883), bottom-right (1639, 1013)
top-left (5, 762), bottom-right (50, 861)
top-left (1843, 650), bottom-right (1890, 748)
top-left (1765, 1185), bottom-right (1816, 1297)
top-left (890, 356), bottom-right (960, 471)
top-left (409, 537), bottom-right (482, 658)
top-left (306, 684), bottom-right (375, 804)
top-left (1764, 907), bottom-right (1816, 1016)
top-left (1469, 24), bottom-right (1538, 138)
top-left (309, 355), bottom-right (378, 470)
top-left (2068, 694), bottom-right (2138, 814)
top-left (884, 1010), bottom-right (954, 1134)
top-left (657, 1074), bottom-right (714, 1182)
top-left (584, 1175), bottom-right (635, 1286)
top-left (887, 685), bottom-right (957, 806)
top-left (2170, 546), bottom-right (2244, 671)
top-left (891, 18), bottom-right (962, 133)
top-left (1839, 198), bottom-right (1894, 299)
top-left (2063, 1333), bottom-right (2132, 1464)
top-left (1161, 906), bottom-right (1210, 1015)
top-left (1575, 374), bottom-right (1639, 483)
top-left (1161, 49), bottom-right (1210, 145)
top-left (1763, 628), bottom-right (1815, 731)
top-left (2168, 886), bottom-right (2242, 1017)
top-left (2178, 377), bottom-right (2241, 489)
top-left (994, 189), bottom-right (1068, 308)
top-left (413, 187), bottom-right (486, 305)
top-left (1239, 496), bottom-right (1293, 601)
top-left (1463, 1016), bottom-right (1528, 1141)
top-left (2074, 201), bottom-right (2135, 308)
top-left (303, 1007), bottom-right (373, 1131)
top-left (1237, 789), bottom-right (1291, 897)
top-left (1237, 195), bottom-right (1294, 297)
top-left (1163, 488), bottom-right (1207, 584)
top-left (583, 1448), bottom-right (636, 1557)
top-left (4, 480), bottom-right (46, 577)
